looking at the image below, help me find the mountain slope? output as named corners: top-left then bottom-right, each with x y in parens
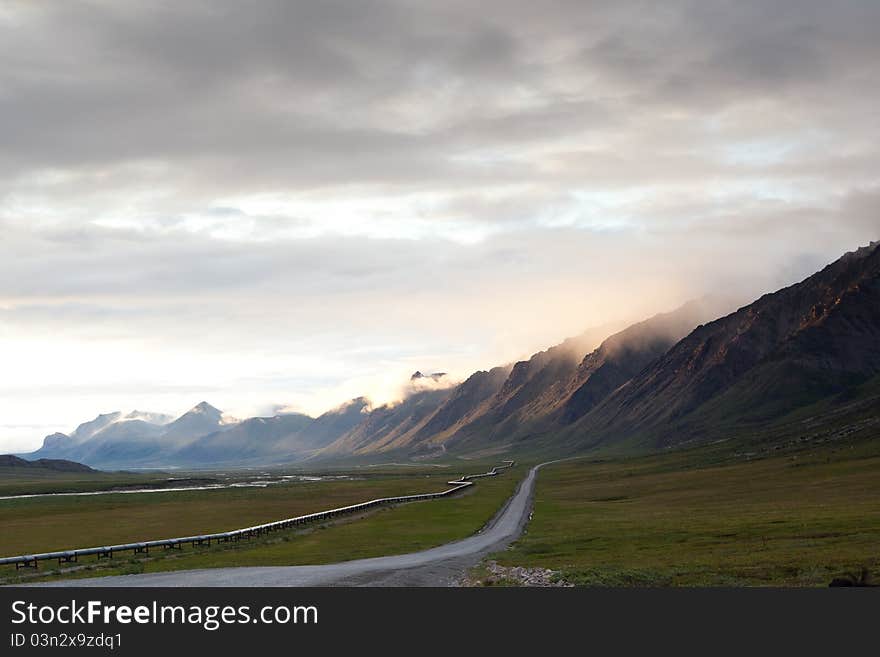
top-left (321, 388), bottom-right (454, 456)
top-left (172, 412), bottom-right (315, 464)
top-left (313, 302), bottom-right (728, 458)
top-left (172, 399), bottom-right (372, 466)
top-left (412, 365), bottom-right (513, 443)
top-left (558, 299), bottom-right (731, 425)
top-left (320, 325), bottom-right (615, 458)
top-left (28, 409), bottom-right (173, 463)
top-left (88, 419), bottom-right (165, 442)
top-left (433, 298), bottom-right (730, 452)
top-left (160, 401), bottom-right (230, 445)
top-left (569, 241), bottom-right (880, 450)
top-left (70, 412), bottom-right (122, 443)
top-left (406, 326), bottom-right (616, 450)
top-left (304, 398), bottom-right (372, 446)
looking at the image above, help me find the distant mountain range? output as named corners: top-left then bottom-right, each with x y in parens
top-left (25, 398), bottom-right (370, 469)
top-left (17, 241), bottom-right (880, 469)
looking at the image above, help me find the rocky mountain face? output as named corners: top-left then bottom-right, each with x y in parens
top-left (313, 305), bottom-right (722, 458)
top-left (322, 388), bottom-right (454, 456)
top-left (320, 243), bottom-right (879, 459)
top-left (557, 299), bottom-right (731, 425)
top-left (407, 298), bottom-right (730, 454)
top-left (318, 325), bottom-right (613, 458)
top-left (411, 366), bottom-right (513, 445)
top-left (565, 241), bottom-right (880, 450)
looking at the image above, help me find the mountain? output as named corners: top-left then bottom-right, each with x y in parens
top-left (171, 399), bottom-right (372, 466)
top-left (365, 324), bottom-right (621, 456)
top-left (317, 324), bottom-right (615, 458)
top-left (23, 397), bottom-right (373, 468)
top-left (87, 419), bottom-right (166, 443)
top-left (557, 299), bottom-right (731, 425)
top-left (173, 412), bottom-right (315, 465)
top-left (125, 410), bottom-right (174, 425)
top-left (40, 432), bottom-right (71, 452)
top-left (402, 298), bottom-right (730, 454)
top-left (441, 328), bottom-right (608, 442)
top-left (303, 397), bottom-right (372, 446)
top-left (410, 366), bottom-right (513, 445)
top-left (313, 241), bottom-right (879, 460)
top-left (565, 241), bottom-right (880, 451)
top-left (30, 408), bottom-right (172, 460)
top-left (311, 307), bottom-right (726, 459)
top-left (316, 313), bottom-right (680, 458)
top-left (160, 401), bottom-right (230, 445)
top-left (0, 454), bottom-right (95, 474)
top-left (17, 241), bottom-right (879, 467)
top-left (321, 388), bottom-right (454, 456)
top-left (70, 412), bottom-right (122, 442)
top-left (70, 420), bottom-right (168, 466)
top-left (411, 371), bottom-right (447, 383)
top-left (26, 402), bottom-right (230, 467)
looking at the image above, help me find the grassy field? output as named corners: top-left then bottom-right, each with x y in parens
top-left (0, 469), bottom-right (183, 497)
top-left (0, 472), bottom-right (461, 556)
top-left (0, 464), bottom-right (523, 584)
top-left (11, 428), bottom-right (877, 588)
top-left (494, 441), bottom-right (880, 586)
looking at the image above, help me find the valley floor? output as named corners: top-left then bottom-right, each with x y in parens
top-left (5, 435), bottom-right (878, 587)
top-left (1, 465), bottom-right (523, 585)
top-left (490, 439), bottom-right (880, 586)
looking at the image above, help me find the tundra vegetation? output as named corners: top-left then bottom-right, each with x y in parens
top-left (494, 439), bottom-right (880, 587)
top-left (0, 464), bottom-right (522, 584)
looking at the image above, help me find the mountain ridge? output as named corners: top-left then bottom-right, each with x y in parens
top-left (559, 240), bottom-right (880, 451)
top-left (19, 241), bottom-right (880, 467)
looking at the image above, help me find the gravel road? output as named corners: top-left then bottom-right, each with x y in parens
top-left (36, 464), bottom-right (543, 587)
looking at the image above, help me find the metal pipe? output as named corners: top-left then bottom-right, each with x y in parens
top-left (0, 461), bottom-right (514, 568)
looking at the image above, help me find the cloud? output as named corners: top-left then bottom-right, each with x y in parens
top-left (1, 1), bottom-right (879, 450)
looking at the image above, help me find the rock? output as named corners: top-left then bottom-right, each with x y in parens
top-left (456, 560), bottom-right (573, 587)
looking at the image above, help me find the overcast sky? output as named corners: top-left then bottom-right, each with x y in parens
top-left (2, 1), bottom-right (879, 451)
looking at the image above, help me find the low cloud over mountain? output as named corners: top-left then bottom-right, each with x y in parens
top-left (25, 241), bottom-right (879, 467)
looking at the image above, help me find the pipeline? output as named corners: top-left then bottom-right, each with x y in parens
top-left (0, 460), bottom-right (515, 570)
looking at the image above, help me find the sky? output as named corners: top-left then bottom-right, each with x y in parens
top-left (1, 0), bottom-right (879, 452)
